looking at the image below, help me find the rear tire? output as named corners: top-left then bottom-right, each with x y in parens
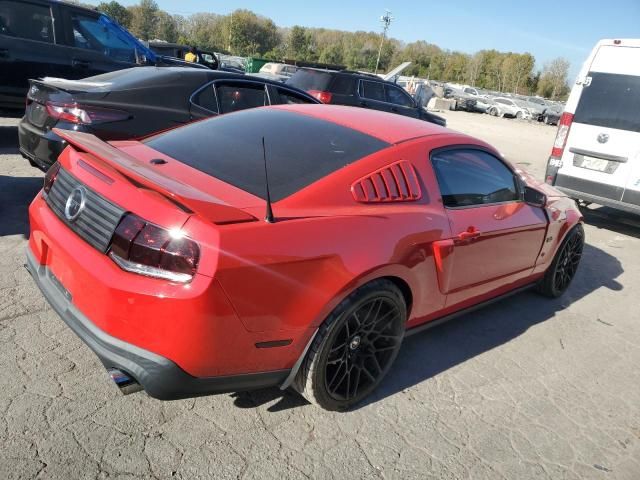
top-left (537, 224), bottom-right (585, 298)
top-left (489, 107), bottom-right (498, 116)
top-left (292, 280), bottom-right (406, 411)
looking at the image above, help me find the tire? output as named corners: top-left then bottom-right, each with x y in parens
top-left (536, 224), bottom-right (585, 298)
top-left (516, 111), bottom-right (523, 120)
top-left (489, 107), bottom-right (498, 116)
top-left (543, 115), bottom-right (550, 124)
top-left (292, 279), bottom-right (406, 411)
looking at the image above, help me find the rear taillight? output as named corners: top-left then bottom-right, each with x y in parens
top-left (45, 102), bottom-right (130, 125)
top-left (43, 161), bottom-right (61, 195)
top-left (550, 112), bottom-right (573, 158)
top-left (109, 213), bottom-right (200, 283)
top-left (308, 90), bottom-right (333, 103)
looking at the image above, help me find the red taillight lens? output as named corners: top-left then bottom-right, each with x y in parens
top-left (308, 90), bottom-right (333, 103)
top-left (45, 102), bottom-right (129, 125)
top-left (43, 161), bottom-right (61, 194)
top-left (109, 213), bottom-right (200, 282)
top-left (550, 112), bottom-right (573, 158)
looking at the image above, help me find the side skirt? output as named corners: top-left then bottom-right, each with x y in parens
top-left (405, 283), bottom-right (537, 337)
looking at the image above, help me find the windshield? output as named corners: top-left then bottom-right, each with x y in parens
top-left (96, 14), bottom-right (155, 63)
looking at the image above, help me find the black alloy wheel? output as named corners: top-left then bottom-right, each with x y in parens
top-left (293, 279), bottom-right (406, 411)
top-left (537, 224), bottom-right (585, 298)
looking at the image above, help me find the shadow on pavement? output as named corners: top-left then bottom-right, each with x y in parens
top-left (580, 205), bottom-right (640, 239)
top-left (233, 242), bottom-right (623, 412)
top-left (0, 175), bottom-right (42, 237)
top-left (0, 125), bottom-right (19, 154)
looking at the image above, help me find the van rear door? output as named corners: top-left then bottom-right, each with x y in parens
top-left (555, 45), bottom-right (640, 205)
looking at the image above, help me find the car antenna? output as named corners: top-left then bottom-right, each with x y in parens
top-left (262, 136), bottom-right (275, 223)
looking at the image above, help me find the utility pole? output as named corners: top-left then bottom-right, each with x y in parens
top-left (375, 10), bottom-right (393, 74)
top-left (228, 12), bottom-right (233, 53)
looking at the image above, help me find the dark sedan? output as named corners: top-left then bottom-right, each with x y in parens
top-left (19, 67), bottom-right (319, 171)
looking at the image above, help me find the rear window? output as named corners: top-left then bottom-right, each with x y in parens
top-left (574, 72), bottom-right (640, 132)
top-left (145, 109), bottom-right (390, 202)
top-left (286, 70), bottom-right (333, 92)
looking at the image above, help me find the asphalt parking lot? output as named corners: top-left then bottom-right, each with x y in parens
top-left (1, 112), bottom-right (639, 479)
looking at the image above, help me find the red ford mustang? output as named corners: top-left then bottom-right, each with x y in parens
top-left (26, 105), bottom-right (584, 410)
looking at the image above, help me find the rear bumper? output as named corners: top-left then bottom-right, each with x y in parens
top-left (18, 118), bottom-right (66, 171)
top-left (25, 249), bottom-right (290, 400)
top-left (555, 186), bottom-right (640, 215)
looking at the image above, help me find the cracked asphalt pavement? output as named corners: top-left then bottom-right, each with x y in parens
top-left (1, 113), bottom-right (639, 479)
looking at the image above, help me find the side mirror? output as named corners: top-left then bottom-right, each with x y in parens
top-left (523, 186), bottom-right (547, 207)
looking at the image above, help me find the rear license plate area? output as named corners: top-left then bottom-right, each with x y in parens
top-left (47, 269), bottom-right (72, 302)
top-left (573, 154), bottom-right (618, 174)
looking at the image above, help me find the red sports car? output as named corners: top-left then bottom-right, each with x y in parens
top-left (26, 105), bottom-right (584, 410)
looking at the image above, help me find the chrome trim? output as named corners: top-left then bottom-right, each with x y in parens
top-left (109, 252), bottom-right (193, 283)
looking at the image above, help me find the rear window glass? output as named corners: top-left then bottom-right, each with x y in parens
top-left (574, 72), bottom-right (640, 133)
top-left (145, 109), bottom-right (390, 202)
top-left (286, 70), bottom-right (333, 91)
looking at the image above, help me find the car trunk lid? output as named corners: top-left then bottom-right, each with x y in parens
top-left (26, 78), bottom-right (110, 129)
top-left (53, 128), bottom-right (259, 226)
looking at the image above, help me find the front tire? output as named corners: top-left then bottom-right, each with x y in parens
top-left (537, 224), bottom-right (585, 298)
top-left (293, 280), bottom-right (406, 411)
top-left (516, 111), bottom-right (523, 119)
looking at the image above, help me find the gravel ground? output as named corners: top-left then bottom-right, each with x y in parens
top-left (1, 112), bottom-right (639, 479)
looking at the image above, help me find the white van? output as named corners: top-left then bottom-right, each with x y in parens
top-left (545, 39), bottom-right (640, 215)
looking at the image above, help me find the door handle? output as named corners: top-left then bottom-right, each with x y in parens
top-left (0, 48), bottom-right (8, 59)
top-left (456, 227), bottom-right (481, 241)
top-left (359, 101), bottom-right (368, 107)
top-left (72, 59), bottom-right (91, 68)
top-left (391, 107), bottom-right (399, 112)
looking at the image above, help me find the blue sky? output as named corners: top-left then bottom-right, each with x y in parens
top-left (106, 0), bottom-right (639, 79)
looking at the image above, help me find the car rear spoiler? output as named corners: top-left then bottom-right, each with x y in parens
top-left (53, 129), bottom-right (257, 225)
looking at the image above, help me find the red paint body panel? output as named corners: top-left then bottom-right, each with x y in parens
top-left (28, 105), bottom-right (582, 382)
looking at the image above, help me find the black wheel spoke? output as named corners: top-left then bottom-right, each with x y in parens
top-left (324, 295), bottom-right (403, 401)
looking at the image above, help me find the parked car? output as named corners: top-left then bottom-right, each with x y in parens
top-left (488, 97), bottom-right (531, 119)
top-left (524, 96), bottom-right (548, 120)
top-left (0, 0), bottom-right (198, 112)
top-left (443, 87), bottom-right (478, 112)
top-left (26, 104), bottom-right (584, 411)
top-left (286, 68), bottom-right (446, 126)
top-left (545, 38), bottom-right (640, 216)
top-left (462, 86), bottom-right (493, 113)
top-left (259, 62), bottom-right (297, 77)
top-left (19, 67), bottom-right (319, 170)
top-left (541, 103), bottom-right (563, 125)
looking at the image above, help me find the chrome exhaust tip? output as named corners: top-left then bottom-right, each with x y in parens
top-left (108, 368), bottom-right (143, 395)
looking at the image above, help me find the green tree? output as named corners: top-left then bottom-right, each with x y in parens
top-left (128, 0), bottom-right (159, 41)
top-left (225, 9), bottom-right (279, 56)
top-left (155, 11), bottom-right (178, 43)
top-left (537, 57), bottom-right (570, 99)
top-left (288, 26), bottom-right (311, 60)
top-left (96, 1), bottom-right (131, 28)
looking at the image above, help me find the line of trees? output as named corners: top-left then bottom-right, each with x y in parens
top-left (95, 0), bottom-right (571, 99)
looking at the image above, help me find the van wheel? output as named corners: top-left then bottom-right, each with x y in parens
top-left (516, 111), bottom-right (524, 120)
top-left (292, 280), bottom-right (406, 411)
top-left (537, 225), bottom-right (585, 298)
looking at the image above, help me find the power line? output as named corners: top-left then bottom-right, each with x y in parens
top-left (375, 10), bottom-right (393, 74)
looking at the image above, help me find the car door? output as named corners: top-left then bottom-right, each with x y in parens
top-left (357, 79), bottom-right (391, 112)
top-left (58, 7), bottom-right (137, 78)
top-left (384, 84), bottom-right (419, 118)
top-left (429, 147), bottom-right (547, 306)
top-left (0, 0), bottom-right (67, 108)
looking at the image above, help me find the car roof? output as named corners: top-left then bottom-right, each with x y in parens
top-left (270, 104), bottom-right (449, 144)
